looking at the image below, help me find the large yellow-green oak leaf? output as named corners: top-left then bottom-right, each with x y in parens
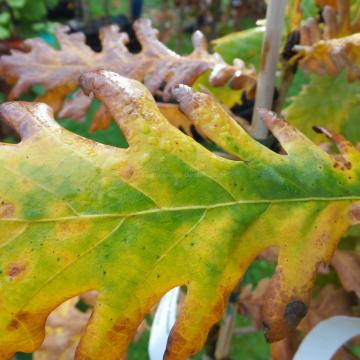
top-left (0, 70), bottom-right (360, 360)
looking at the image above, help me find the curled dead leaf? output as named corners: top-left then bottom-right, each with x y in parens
top-left (295, 0), bottom-right (360, 80)
top-left (239, 279), bottom-right (271, 330)
top-left (0, 19), bottom-right (256, 133)
top-left (331, 250), bottom-right (360, 298)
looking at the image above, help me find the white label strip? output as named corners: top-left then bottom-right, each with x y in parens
top-left (148, 287), bottom-right (180, 360)
top-left (294, 316), bottom-right (360, 360)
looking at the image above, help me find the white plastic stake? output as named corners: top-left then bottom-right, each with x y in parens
top-left (148, 287), bottom-right (180, 360)
top-left (294, 316), bottom-right (360, 360)
top-left (251, 0), bottom-right (287, 139)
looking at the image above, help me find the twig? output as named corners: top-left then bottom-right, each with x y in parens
top-left (214, 282), bottom-right (242, 359)
top-left (251, 0), bottom-right (287, 140)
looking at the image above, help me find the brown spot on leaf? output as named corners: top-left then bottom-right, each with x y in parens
top-left (16, 311), bottom-right (29, 321)
top-left (113, 322), bottom-right (128, 332)
top-left (56, 221), bottom-right (89, 240)
top-left (6, 319), bottom-right (20, 330)
top-left (118, 165), bottom-right (136, 180)
top-left (7, 262), bottom-right (26, 279)
top-left (284, 300), bottom-right (307, 328)
top-left (0, 202), bottom-right (14, 218)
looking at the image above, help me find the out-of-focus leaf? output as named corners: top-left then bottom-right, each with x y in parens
top-left (212, 26), bottom-right (265, 69)
top-left (6, 0), bottom-right (26, 9)
top-left (286, 0), bottom-right (303, 31)
top-left (284, 71), bottom-right (360, 144)
top-left (271, 336), bottom-right (301, 360)
top-left (302, 0), bottom-right (320, 18)
top-left (0, 19), bottom-right (256, 131)
top-left (0, 12), bottom-right (10, 25)
top-left (239, 279), bottom-right (270, 330)
top-left (34, 291), bottom-right (147, 360)
top-left (272, 283), bottom-right (357, 360)
top-left (34, 296), bottom-right (92, 360)
top-left (299, 285), bottom-right (354, 334)
top-left (0, 26), bottom-right (10, 40)
top-left (20, 1), bottom-right (47, 21)
top-left (300, 0), bottom-right (359, 41)
top-left (296, 1), bottom-right (360, 79)
top-left (315, 0), bottom-right (360, 18)
top-left (0, 70), bottom-right (360, 358)
top-left (331, 250), bottom-right (360, 298)
top-left (298, 33), bottom-right (360, 81)
top-left (284, 69), bottom-right (311, 107)
top-left (315, 0), bottom-right (338, 7)
top-left (286, 0), bottom-right (324, 31)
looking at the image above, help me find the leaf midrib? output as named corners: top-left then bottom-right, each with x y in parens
top-left (2, 195), bottom-right (359, 223)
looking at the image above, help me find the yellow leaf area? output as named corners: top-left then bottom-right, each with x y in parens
top-left (0, 70), bottom-right (359, 360)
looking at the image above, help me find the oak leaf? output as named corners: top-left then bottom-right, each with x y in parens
top-left (0, 19), bottom-right (256, 132)
top-left (271, 284), bottom-right (355, 360)
top-left (0, 70), bottom-right (359, 359)
top-left (239, 278), bottom-right (270, 330)
top-left (331, 250), bottom-right (360, 298)
top-left (298, 33), bottom-right (360, 81)
top-left (296, 0), bottom-right (360, 80)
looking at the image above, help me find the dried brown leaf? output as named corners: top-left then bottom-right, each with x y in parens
top-left (299, 284), bottom-right (354, 334)
top-left (332, 250), bottom-right (360, 298)
top-left (239, 278), bottom-right (270, 330)
top-left (271, 282), bottom-right (356, 360)
top-left (0, 19), bottom-right (256, 132)
top-left (34, 291), bottom-right (146, 359)
top-left (34, 296), bottom-right (93, 360)
top-left (270, 335), bottom-right (302, 360)
top-left (298, 33), bottom-right (360, 81)
top-left (296, 0), bottom-right (360, 80)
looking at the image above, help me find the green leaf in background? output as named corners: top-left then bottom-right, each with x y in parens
top-left (88, 0), bottom-right (128, 18)
top-left (212, 26), bottom-right (265, 69)
top-left (19, 0), bottom-right (47, 22)
top-left (284, 69), bottom-right (311, 107)
top-left (6, 0), bottom-right (26, 9)
top-left (0, 25), bottom-right (10, 40)
top-left (352, 0), bottom-right (360, 16)
top-left (285, 71), bottom-right (360, 144)
top-left (243, 260), bottom-right (276, 287)
top-left (0, 12), bottom-right (10, 25)
top-left (301, 0), bottom-right (319, 19)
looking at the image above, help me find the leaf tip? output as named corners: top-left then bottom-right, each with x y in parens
top-left (257, 108), bottom-right (279, 129)
top-left (172, 84), bottom-right (198, 113)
